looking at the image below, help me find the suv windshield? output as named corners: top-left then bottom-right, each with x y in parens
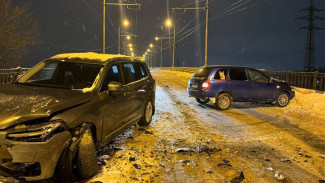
top-left (194, 67), bottom-right (212, 77)
top-left (17, 60), bottom-right (103, 89)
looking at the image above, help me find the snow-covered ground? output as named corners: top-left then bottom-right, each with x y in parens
top-left (85, 69), bottom-right (325, 183)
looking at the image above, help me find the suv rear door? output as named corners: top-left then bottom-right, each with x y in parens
top-left (248, 69), bottom-right (275, 102)
top-left (228, 68), bottom-right (252, 102)
top-left (121, 62), bottom-right (143, 123)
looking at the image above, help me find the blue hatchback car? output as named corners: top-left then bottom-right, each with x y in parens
top-left (187, 66), bottom-right (295, 110)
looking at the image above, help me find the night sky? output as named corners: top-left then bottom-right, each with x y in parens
top-left (11, 0), bottom-right (325, 71)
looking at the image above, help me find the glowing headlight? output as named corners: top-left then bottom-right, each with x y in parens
top-left (6, 121), bottom-right (67, 142)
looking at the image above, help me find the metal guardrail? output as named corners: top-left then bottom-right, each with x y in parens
top-left (268, 71), bottom-right (325, 91)
top-left (0, 67), bottom-right (29, 85)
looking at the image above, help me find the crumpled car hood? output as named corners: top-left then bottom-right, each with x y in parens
top-left (0, 84), bottom-right (91, 129)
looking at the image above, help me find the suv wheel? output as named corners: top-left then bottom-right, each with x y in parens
top-left (276, 92), bottom-right (289, 107)
top-left (138, 100), bottom-right (153, 126)
top-left (76, 128), bottom-right (98, 179)
top-left (196, 97), bottom-right (210, 104)
top-left (215, 93), bottom-right (232, 110)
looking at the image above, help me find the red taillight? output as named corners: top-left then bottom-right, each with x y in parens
top-left (202, 80), bottom-right (210, 90)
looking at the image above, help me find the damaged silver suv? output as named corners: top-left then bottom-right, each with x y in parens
top-left (0, 53), bottom-right (156, 182)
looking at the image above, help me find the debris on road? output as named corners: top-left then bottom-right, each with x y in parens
top-left (144, 130), bottom-right (154, 135)
top-left (133, 164), bottom-right (141, 169)
top-left (230, 171), bottom-right (245, 183)
top-left (175, 147), bottom-right (195, 153)
top-left (129, 156), bottom-right (136, 162)
top-left (267, 167), bottom-right (273, 171)
top-left (274, 171), bottom-right (285, 180)
top-left (113, 146), bottom-right (124, 151)
top-left (280, 158), bottom-right (291, 162)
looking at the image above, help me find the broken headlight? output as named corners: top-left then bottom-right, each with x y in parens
top-left (6, 121), bottom-right (67, 142)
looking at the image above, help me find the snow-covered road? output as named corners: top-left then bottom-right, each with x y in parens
top-left (86, 69), bottom-right (325, 183)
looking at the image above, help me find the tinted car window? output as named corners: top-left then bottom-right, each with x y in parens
top-left (122, 63), bottom-right (137, 84)
top-left (101, 64), bottom-right (121, 92)
top-left (194, 67), bottom-right (212, 77)
top-left (214, 69), bottom-right (228, 80)
top-left (229, 69), bottom-right (248, 80)
top-left (138, 63), bottom-right (149, 78)
top-left (249, 70), bottom-right (269, 83)
top-left (27, 62), bottom-right (57, 82)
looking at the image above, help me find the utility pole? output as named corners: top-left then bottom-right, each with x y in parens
top-left (103, 0), bottom-right (105, 54)
top-left (172, 26), bottom-right (176, 67)
top-left (119, 33), bottom-right (137, 54)
top-left (172, 0), bottom-right (209, 66)
top-left (103, 2), bottom-right (141, 54)
top-left (204, 0), bottom-right (209, 66)
top-left (296, 0), bottom-right (324, 72)
top-left (155, 36), bottom-right (173, 67)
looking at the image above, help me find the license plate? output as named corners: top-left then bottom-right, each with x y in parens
top-left (191, 83), bottom-right (198, 88)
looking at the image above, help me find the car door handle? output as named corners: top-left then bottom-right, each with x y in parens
top-left (138, 89), bottom-right (146, 93)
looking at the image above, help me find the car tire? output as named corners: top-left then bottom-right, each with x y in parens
top-left (196, 97), bottom-right (210, 104)
top-left (215, 93), bottom-right (232, 110)
top-left (275, 92), bottom-right (289, 107)
top-left (76, 128), bottom-right (98, 179)
top-left (138, 100), bottom-right (153, 126)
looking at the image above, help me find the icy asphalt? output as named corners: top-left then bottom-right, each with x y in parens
top-left (85, 69), bottom-right (325, 183)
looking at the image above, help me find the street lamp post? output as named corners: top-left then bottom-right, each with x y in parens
top-left (149, 43), bottom-right (160, 67)
top-left (171, 0), bottom-right (209, 66)
top-left (204, 0), bottom-right (209, 66)
top-left (118, 20), bottom-right (129, 54)
top-left (103, 0), bottom-right (106, 54)
top-left (165, 19), bottom-right (176, 68)
top-left (155, 36), bottom-right (173, 68)
top-left (102, 2), bottom-right (141, 54)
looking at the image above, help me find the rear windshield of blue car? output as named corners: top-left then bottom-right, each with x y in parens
top-left (194, 67), bottom-right (212, 77)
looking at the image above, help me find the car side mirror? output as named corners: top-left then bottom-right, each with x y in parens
top-left (108, 81), bottom-right (123, 92)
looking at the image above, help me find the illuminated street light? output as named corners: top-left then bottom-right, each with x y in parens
top-left (149, 44), bottom-right (154, 48)
top-left (118, 19), bottom-right (130, 54)
top-left (128, 43), bottom-right (133, 47)
top-left (123, 19), bottom-right (130, 27)
top-left (130, 47), bottom-right (133, 51)
top-left (165, 18), bottom-right (176, 67)
top-left (147, 49), bottom-right (150, 52)
top-left (126, 35), bottom-right (131, 40)
top-left (155, 37), bottom-right (159, 41)
top-left (165, 19), bottom-right (172, 28)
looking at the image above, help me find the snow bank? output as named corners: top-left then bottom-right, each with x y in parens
top-left (285, 87), bottom-right (325, 119)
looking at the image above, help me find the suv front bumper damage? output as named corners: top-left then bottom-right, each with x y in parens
top-left (0, 131), bottom-right (72, 181)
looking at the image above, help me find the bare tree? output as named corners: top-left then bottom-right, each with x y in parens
top-left (0, 0), bottom-right (39, 68)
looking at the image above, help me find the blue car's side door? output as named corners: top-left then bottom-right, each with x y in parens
top-left (228, 68), bottom-right (252, 102)
top-left (248, 69), bottom-right (275, 102)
